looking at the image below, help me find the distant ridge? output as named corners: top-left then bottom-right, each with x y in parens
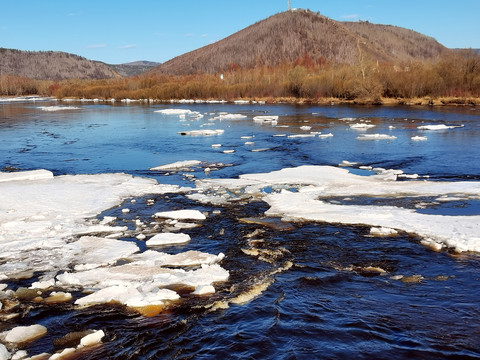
top-left (152, 9), bottom-right (449, 75)
top-left (0, 48), bottom-right (119, 80)
top-left (108, 61), bottom-right (160, 77)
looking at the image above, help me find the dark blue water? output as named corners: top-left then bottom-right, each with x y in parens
top-left (1, 100), bottom-right (480, 359)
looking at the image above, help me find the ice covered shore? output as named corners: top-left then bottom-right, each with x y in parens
top-left (0, 170), bottom-right (228, 316)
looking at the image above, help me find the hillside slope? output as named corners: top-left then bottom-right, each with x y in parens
top-left (108, 61), bottom-right (160, 77)
top-left (153, 9), bottom-right (449, 75)
top-left (0, 48), bottom-right (119, 80)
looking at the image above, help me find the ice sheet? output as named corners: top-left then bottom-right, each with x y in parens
top-left (193, 165), bottom-right (480, 252)
top-left (0, 170), bottom-right (229, 313)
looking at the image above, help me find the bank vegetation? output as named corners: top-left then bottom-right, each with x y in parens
top-left (1, 51), bottom-right (479, 105)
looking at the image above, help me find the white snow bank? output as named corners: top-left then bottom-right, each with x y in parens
top-left (154, 209), bottom-right (206, 220)
top-left (150, 160), bottom-right (201, 171)
top-left (411, 136), bottom-right (428, 141)
top-left (417, 124), bottom-right (464, 130)
top-left (356, 134), bottom-right (397, 140)
top-left (37, 106), bottom-right (80, 111)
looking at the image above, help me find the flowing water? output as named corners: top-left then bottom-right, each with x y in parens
top-left (1, 99), bottom-right (480, 359)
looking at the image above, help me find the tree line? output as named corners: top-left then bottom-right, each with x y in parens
top-left (1, 51), bottom-right (479, 104)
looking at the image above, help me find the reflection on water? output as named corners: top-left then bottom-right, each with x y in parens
top-left (1, 100), bottom-right (480, 359)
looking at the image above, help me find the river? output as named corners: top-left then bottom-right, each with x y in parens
top-left (1, 98), bottom-right (480, 359)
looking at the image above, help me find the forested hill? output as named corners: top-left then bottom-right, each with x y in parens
top-left (0, 48), bottom-right (119, 80)
top-left (152, 9), bottom-right (450, 75)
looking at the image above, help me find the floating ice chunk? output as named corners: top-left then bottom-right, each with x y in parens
top-left (244, 141), bottom-right (255, 145)
top-left (211, 144), bottom-right (222, 148)
top-left (300, 126), bottom-right (311, 131)
top-left (70, 236), bottom-right (139, 271)
top-left (78, 330), bottom-right (105, 348)
top-left (130, 250), bottom-right (224, 267)
top-left (154, 209), bottom-right (206, 220)
top-left (253, 115), bottom-right (279, 123)
top-left (0, 344), bottom-right (9, 360)
top-left (178, 129), bottom-right (224, 136)
top-left (369, 227), bottom-right (398, 236)
top-left (234, 100), bottom-right (250, 104)
top-left (411, 136), bottom-right (428, 141)
top-left (251, 148), bottom-right (270, 152)
top-left (146, 233), bottom-right (191, 246)
top-left (287, 134), bottom-right (316, 138)
top-left (3, 324), bottom-right (47, 344)
top-left (318, 133), bottom-right (334, 138)
top-left (349, 123), bottom-right (376, 129)
top-left (356, 134), bottom-right (397, 140)
top-left (30, 279), bottom-right (56, 290)
top-left (150, 160), bottom-right (201, 171)
top-left (223, 149), bottom-right (235, 154)
top-left (37, 106), bottom-right (80, 111)
top-left (193, 285), bottom-right (215, 295)
top-left (154, 109), bottom-right (195, 115)
top-left (338, 117), bottom-right (356, 121)
top-left (211, 113), bottom-right (247, 120)
top-left (241, 135), bottom-right (254, 139)
top-left (417, 124), bottom-right (464, 130)
top-left (339, 160), bottom-right (357, 167)
top-left (0, 169), bottom-right (53, 183)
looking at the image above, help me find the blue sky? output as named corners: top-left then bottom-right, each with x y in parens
top-left (2, 0), bottom-right (479, 64)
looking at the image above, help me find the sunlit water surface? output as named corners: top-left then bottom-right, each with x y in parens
top-left (1, 100), bottom-right (480, 359)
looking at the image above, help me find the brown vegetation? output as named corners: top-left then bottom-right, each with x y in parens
top-left (30, 50), bottom-right (477, 105)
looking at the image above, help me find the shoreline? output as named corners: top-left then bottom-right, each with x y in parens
top-left (1, 95), bottom-right (478, 107)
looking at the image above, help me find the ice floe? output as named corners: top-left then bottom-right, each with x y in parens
top-left (178, 129), bottom-right (224, 136)
top-left (1, 324), bottom-right (47, 344)
top-left (150, 160), bottom-right (201, 171)
top-left (0, 169), bottom-right (229, 315)
top-left (146, 232), bottom-right (191, 246)
top-left (37, 106), bottom-right (81, 111)
top-left (318, 133), bottom-right (334, 138)
top-left (411, 136), bottom-right (428, 141)
top-left (417, 124), bottom-right (464, 130)
top-left (253, 115), bottom-right (279, 125)
top-left (192, 165), bottom-right (480, 252)
top-left (349, 123), bottom-right (376, 129)
top-left (356, 134), bottom-right (397, 140)
top-left (211, 113), bottom-right (247, 121)
top-left (154, 209), bottom-right (206, 220)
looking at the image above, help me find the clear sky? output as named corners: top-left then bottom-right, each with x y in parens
top-left (1, 0), bottom-right (479, 64)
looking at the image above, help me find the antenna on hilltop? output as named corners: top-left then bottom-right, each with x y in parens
top-left (288, 0), bottom-right (291, 11)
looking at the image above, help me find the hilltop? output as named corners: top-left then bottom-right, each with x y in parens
top-left (0, 48), bottom-right (119, 80)
top-left (152, 9), bottom-right (449, 75)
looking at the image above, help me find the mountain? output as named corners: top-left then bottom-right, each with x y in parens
top-left (152, 9), bottom-right (449, 75)
top-left (108, 61), bottom-right (160, 77)
top-left (0, 48), bottom-right (119, 80)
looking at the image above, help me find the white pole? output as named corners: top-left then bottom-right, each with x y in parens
top-left (288, 0), bottom-right (291, 11)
